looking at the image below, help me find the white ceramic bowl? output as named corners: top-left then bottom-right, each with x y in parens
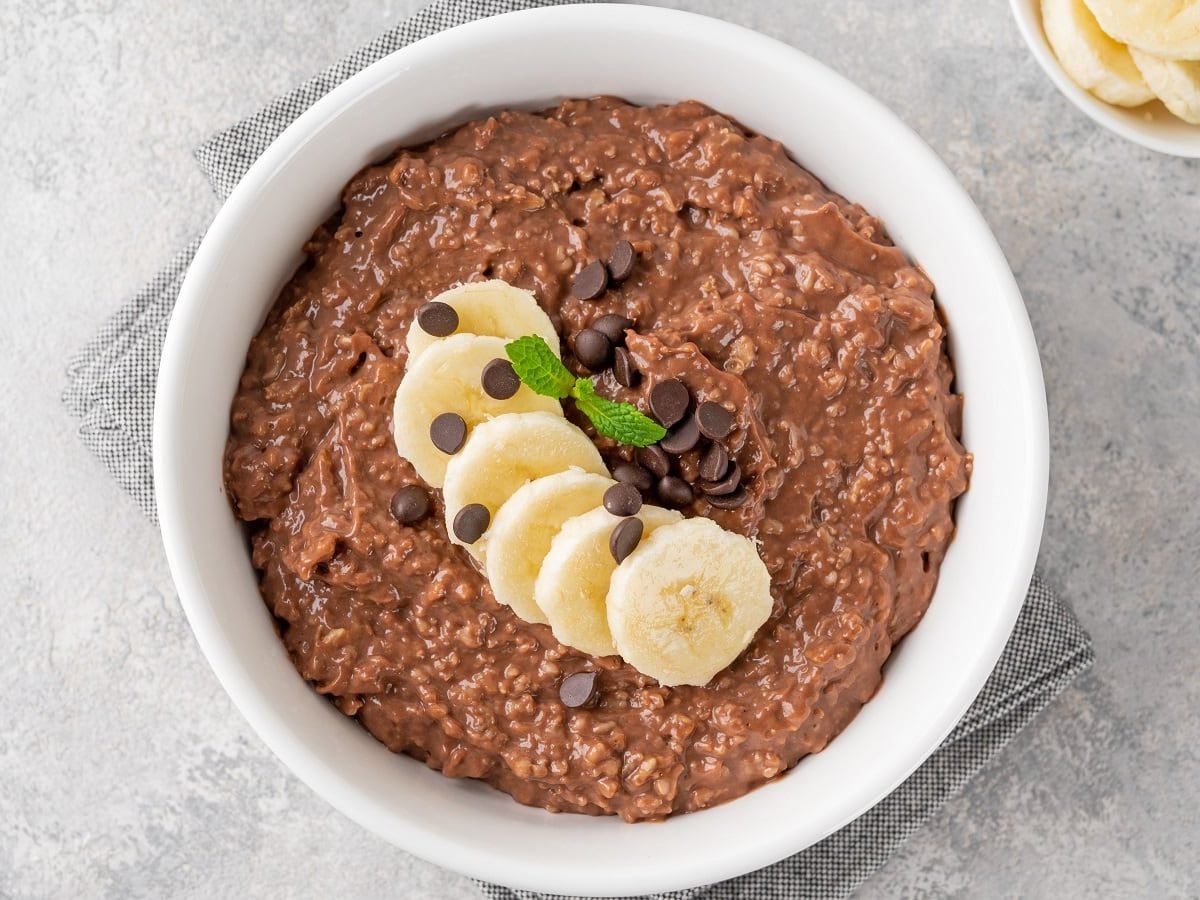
top-left (1009, 0), bottom-right (1200, 158)
top-left (154, 5), bottom-right (1048, 895)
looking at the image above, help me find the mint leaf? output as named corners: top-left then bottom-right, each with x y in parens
top-left (505, 335), bottom-right (575, 398)
top-left (571, 378), bottom-right (667, 447)
top-left (504, 334), bottom-right (667, 447)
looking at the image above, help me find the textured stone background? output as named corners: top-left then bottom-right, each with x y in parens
top-left (2, 0), bottom-right (1198, 897)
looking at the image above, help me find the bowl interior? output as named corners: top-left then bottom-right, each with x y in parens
top-left (154, 5), bottom-right (1047, 896)
top-left (1009, 0), bottom-right (1200, 158)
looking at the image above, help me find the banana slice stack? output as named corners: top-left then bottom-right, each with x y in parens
top-left (390, 280), bottom-right (773, 687)
top-left (1043, 0), bottom-right (1200, 123)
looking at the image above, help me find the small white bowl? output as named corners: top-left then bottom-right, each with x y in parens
top-left (1010, 0), bottom-right (1200, 158)
top-left (154, 4), bottom-right (1047, 895)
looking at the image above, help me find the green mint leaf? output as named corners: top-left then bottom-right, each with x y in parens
top-left (571, 378), bottom-right (667, 447)
top-left (505, 335), bottom-right (575, 399)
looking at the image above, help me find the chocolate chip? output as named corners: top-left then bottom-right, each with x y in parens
top-left (603, 482), bottom-right (643, 517)
top-left (699, 443), bottom-right (730, 482)
top-left (696, 401), bottom-right (734, 440)
top-left (700, 462), bottom-right (742, 496)
top-left (430, 412), bottom-right (467, 455)
top-left (452, 503), bottom-right (490, 544)
top-left (389, 485), bottom-right (431, 524)
top-left (659, 413), bottom-right (700, 454)
top-left (649, 379), bottom-right (690, 428)
top-left (572, 260), bottom-right (609, 300)
top-left (416, 301), bottom-right (458, 337)
top-left (574, 328), bottom-right (613, 371)
top-left (609, 516), bottom-right (645, 563)
top-left (607, 240), bottom-right (636, 282)
top-left (559, 671), bottom-right (599, 708)
top-left (613, 462), bottom-right (654, 492)
top-left (635, 444), bottom-right (670, 478)
top-left (657, 475), bottom-right (694, 507)
top-left (705, 486), bottom-right (748, 509)
top-left (591, 314), bottom-right (634, 346)
top-left (612, 347), bottom-right (639, 388)
top-left (481, 358), bottom-right (520, 400)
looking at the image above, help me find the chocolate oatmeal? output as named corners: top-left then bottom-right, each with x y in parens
top-left (224, 98), bottom-right (971, 821)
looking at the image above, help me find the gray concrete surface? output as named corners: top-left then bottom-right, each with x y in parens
top-left (2, 0), bottom-right (1197, 897)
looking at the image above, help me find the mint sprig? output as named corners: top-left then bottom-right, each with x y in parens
top-left (571, 378), bottom-right (667, 447)
top-left (505, 335), bottom-right (577, 398)
top-left (505, 335), bottom-right (667, 448)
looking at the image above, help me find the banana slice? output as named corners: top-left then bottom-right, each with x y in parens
top-left (607, 517), bottom-right (772, 687)
top-left (485, 470), bottom-right (614, 625)
top-left (391, 334), bottom-right (562, 488)
top-left (407, 280), bottom-right (561, 367)
top-left (1082, 0), bottom-right (1200, 62)
top-left (1130, 48), bottom-right (1200, 123)
top-left (535, 504), bottom-right (682, 657)
top-left (1043, 0), bottom-right (1156, 107)
top-left (442, 411), bottom-right (607, 561)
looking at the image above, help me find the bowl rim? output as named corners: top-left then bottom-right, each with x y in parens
top-left (154, 4), bottom-right (1049, 894)
top-left (1008, 0), bottom-right (1200, 158)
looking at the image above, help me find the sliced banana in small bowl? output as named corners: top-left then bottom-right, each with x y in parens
top-left (1129, 49), bottom-right (1200, 124)
top-left (1011, 0), bottom-right (1200, 155)
top-left (1041, 0), bottom-right (1154, 107)
top-left (1083, 0), bottom-right (1200, 61)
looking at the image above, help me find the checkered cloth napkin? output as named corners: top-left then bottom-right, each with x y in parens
top-left (61, 1), bottom-right (1095, 897)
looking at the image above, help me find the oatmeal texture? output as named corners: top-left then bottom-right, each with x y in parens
top-left (225, 98), bottom-right (971, 821)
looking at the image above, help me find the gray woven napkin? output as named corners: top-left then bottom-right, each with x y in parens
top-left (61, 1), bottom-right (1095, 897)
